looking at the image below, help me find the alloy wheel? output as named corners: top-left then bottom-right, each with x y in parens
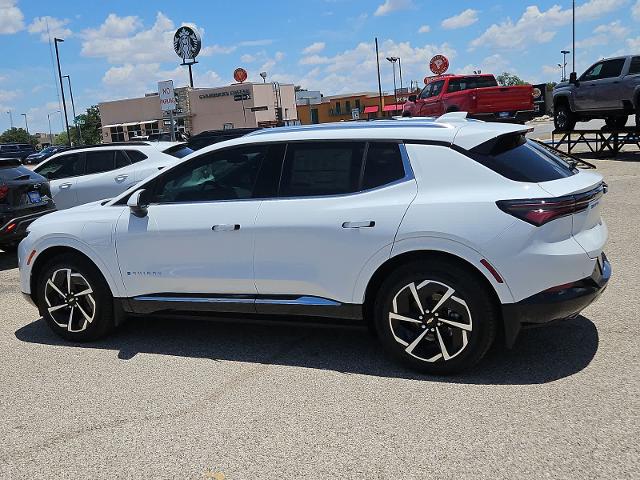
top-left (44, 268), bottom-right (96, 333)
top-left (388, 280), bottom-right (472, 363)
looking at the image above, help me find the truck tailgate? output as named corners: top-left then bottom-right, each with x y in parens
top-left (474, 85), bottom-right (533, 113)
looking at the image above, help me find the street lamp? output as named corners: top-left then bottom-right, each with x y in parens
top-left (259, 72), bottom-right (267, 83)
top-left (54, 38), bottom-right (71, 146)
top-left (386, 56), bottom-right (399, 112)
top-left (6, 110), bottom-right (13, 129)
top-left (560, 50), bottom-right (570, 81)
top-left (47, 110), bottom-right (61, 145)
top-left (21, 113), bottom-right (28, 134)
top-left (63, 74), bottom-right (82, 145)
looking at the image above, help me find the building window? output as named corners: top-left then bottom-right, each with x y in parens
top-left (110, 126), bottom-right (125, 142)
top-left (355, 99), bottom-right (361, 110)
top-left (127, 125), bottom-right (142, 139)
top-left (346, 101), bottom-right (351, 113)
top-left (335, 102), bottom-right (341, 114)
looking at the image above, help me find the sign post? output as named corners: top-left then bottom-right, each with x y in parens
top-left (158, 80), bottom-right (176, 142)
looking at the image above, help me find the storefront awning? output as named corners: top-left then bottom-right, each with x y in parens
top-left (363, 106), bottom-right (379, 114)
top-left (383, 104), bottom-right (404, 112)
top-left (102, 120), bottom-right (159, 129)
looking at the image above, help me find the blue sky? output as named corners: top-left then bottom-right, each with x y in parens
top-left (1, 0), bottom-right (639, 133)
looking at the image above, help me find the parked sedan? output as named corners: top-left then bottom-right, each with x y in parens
top-left (33, 142), bottom-right (186, 210)
top-left (0, 158), bottom-right (55, 251)
top-left (23, 145), bottom-right (70, 165)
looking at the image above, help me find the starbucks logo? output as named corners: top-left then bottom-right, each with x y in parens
top-left (173, 26), bottom-right (202, 61)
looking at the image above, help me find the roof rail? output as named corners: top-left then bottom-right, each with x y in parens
top-left (435, 112), bottom-right (472, 123)
top-left (65, 141), bottom-right (152, 151)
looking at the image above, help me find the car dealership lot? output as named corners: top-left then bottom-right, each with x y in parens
top-left (0, 156), bottom-right (638, 479)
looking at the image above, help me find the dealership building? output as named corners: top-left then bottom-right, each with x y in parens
top-left (99, 82), bottom-right (298, 142)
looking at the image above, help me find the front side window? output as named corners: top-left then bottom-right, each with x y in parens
top-left (150, 145), bottom-right (275, 203)
top-left (429, 80), bottom-right (445, 98)
top-left (447, 76), bottom-right (498, 93)
top-left (85, 151), bottom-right (116, 174)
top-left (280, 142), bottom-right (365, 197)
top-left (581, 62), bottom-right (603, 81)
top-left (35, 153), bottom-right (84, 180)
top-left (630, 57), bottom-right (640, 75)
top-left (419, 84), bottom-right (432, 99)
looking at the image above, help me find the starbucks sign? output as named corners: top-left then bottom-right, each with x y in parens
top-left (173, 26), bottom-right (201, 62)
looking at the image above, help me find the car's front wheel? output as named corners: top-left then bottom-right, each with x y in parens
top-left (36, 254), bottom-right (115, 341)
top-left (373, 260), bottom-right (497, 374)
top-left (554, 104), bottom-right (577, 131)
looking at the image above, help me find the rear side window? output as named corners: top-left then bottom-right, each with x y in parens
top-left (629, 57), bottom-right (640, 75)
top-left (447, 76), bottom-right (498, 93)
top-left (125, 150), bottom-right (148, 163)
top-left (115, 151), bottom-right (130, 169)
top-left (468, 135), bottom-right (576, 182)
top-left (362, 143), bottom-right (405, 190)
top-left (280, 142), bottom-right (365, 197)
top-left (85, 151), bottom-right (115, 174)
top-left (600, 58), bottom-right (626, 78)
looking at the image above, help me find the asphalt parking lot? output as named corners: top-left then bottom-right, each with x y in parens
top-left (1, 152), bottom-right (639, 479)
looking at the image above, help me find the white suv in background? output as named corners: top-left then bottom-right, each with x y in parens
top-left (33, 142), bottom-right (192, 209)
top-left (18, 116), bottom-right (611, 374)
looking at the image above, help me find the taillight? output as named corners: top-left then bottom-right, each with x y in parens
top-left (497, 184), bottom-right (606, 227)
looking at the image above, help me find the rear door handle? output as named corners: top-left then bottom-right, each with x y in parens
top-left (212, 224), bottom-right (240, 232)
top-left (342, 221), bottom-right (375, 229)
top-left (115, 174), bottom-right (128, 182)
top-left (59, 183), bottom-right (72, 190)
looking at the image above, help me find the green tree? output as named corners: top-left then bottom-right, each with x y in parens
top-left (53, 131), bottom-right (70, 145)
top-left (0, 127), bottom-right (37, 146)
top-left (496, 72), bottom-right (528, 86)
top-left (73, 105), bottom-right (102, 145)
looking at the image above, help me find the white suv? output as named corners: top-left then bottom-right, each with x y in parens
top-left (33, 142), bottom-right (192, 209)
top-left (18, 116), bottom-right (611, 374)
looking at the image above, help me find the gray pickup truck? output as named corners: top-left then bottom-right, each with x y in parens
top-left (553, 55), bottom-right (640, 131)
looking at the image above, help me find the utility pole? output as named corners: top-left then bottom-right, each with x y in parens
top-left (63, 75), bottom-right (83, 145)
top-left (572, 0), bottom-right (576, 74)
top-left (398, 57), bottom-right (403, 94)
top-left (21, 113), bottom-right (29, 134)
top-left (387, 57), bottom-right (399, 110)
top-left (375, 38), bottom-right (383, 118)
top-left (47, 110), bottom-right (60, 145)
top-left (7, 111), bottom-right (13, 129)
top-left (54, 38), bottom-right (71, 146)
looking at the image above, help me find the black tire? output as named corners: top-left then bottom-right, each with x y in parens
top-left (402, 111), bottom-right (411, 118)
top-left (36, 253), bottom-right (115, 342)
top-left (373, 260), bottom-right (497, 375)
top-left (554, 103), bottom-right (577, 131)
top-left (605, 115), bottom-right (628, 129)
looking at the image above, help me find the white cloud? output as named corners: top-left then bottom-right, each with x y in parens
top-left (241, 54), bottom-right (257, 63)
top-left (200, 44), bottom-right (237, 56)
top-left (302, 42), bottom-right (326, 54)
top-left (471, 0), bottom-right (628, 50)
top-left (459, 54), bottom-right (510, 75)
top-left (442, 9), bottom-right (479, 30)
top-left (299, 54), bottom-right (331, 66)
top-left (28, 16), bottom-right (72, 42)
top-left (633, 0), bottom-right (640, 19)
top-left (627, 36), bottom-right (640, 51)
top-left (0, 0), bottom-right (24, 34)
top-left (418, 25), bottom-right (431, 34)
top-left (374, 0), bottom-right (414, 17)
top-left (0, 89), bottom-right (20, 103)
top-left (576, 20), bottom-right (629, 48)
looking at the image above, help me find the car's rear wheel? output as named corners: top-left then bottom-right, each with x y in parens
top-left (554, 103), bottom-right (576, 131)
top-left (373, 261), bottom-right (497, 375)
top-left (605, 115), bottom-right (628, 129)
top-left (36, 254), bottom-right (115, 341)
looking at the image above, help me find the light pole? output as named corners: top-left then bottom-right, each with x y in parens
top-left (21, 113), bottom-right (28, 134)
top-left (397, 57), bottom-right (403, 94)
top-left (47, 110), bottom-right (60, 145)
top-left (572, 0), bottom-right (576, 74)
top-left (54, 38), bottom-right (71, 146)
top-left (63, 74), bottom-right (82, 145)
top-left (561, 50), bottom-right (570, 81)
top-left (387, 57), bottom-right (399, 111)
top-left (7, 110), bottom-right (13, 129)
top-left (260, 72), bottom-right (267, 83)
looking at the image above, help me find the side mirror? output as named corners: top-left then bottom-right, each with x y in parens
top-left (127, 189), bottom-right (149, 218)
top-left (569, 72), bottom-right (579, 85)
top-left (408, 95), bottom-right (417, 103)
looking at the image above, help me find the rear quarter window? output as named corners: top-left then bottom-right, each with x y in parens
top-left (468, 135), bottom-right (576, 182)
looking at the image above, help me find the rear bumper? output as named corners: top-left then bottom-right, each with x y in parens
top-left (0, 205), bottom-right (56, 245)
top-left (501, 253), bottom-right (611, 348)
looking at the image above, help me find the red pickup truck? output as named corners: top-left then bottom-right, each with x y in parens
top-left (402, 74), bottom-right (535, 122)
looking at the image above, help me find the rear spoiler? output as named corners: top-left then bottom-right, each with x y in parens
top-left (0, 158), bottom-right (23, 167)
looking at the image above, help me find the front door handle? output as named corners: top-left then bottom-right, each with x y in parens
top-left (342, 221), bottom-right (375, 229)
top-left (59, 183), bottom-right (72, 190)
top-left (115, 174), bottom-right (128, 182)
top-left (212, 224), bottom-right (240, 232)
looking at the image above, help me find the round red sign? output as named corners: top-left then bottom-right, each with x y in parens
top-left (233, 68), bottom-right (248, 83)
top-left (429, 55), bottom-right (449, 75)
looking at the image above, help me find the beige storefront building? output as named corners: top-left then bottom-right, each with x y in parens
top-left (99, 83), bottom-right (298, 143)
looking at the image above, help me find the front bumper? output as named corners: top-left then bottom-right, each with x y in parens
top-left (501, 253), bottom-right (611, 348)
top-left (0, 205), bottom-right (56, 245)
